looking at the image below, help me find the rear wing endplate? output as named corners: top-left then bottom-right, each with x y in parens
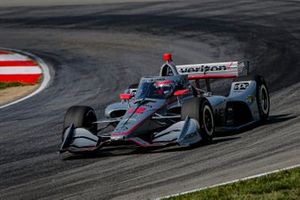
top-left (176, 61), bottom-right (249, 80)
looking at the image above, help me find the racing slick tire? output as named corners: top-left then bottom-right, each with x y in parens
top-left (63, 106), bottom-right (98, 138)
top-left (199, 99), bottom-right (215, 142)
top-left (234, 75), bottom-right (270, 122)
top-left (181, 98), bottom-right (215, 143)
top-left (255, 75), bottom-right (270, 122)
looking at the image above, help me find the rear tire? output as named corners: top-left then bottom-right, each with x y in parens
top-left (63, 106), bottom-right (98, 137)
top-left (255, 76), bottom-right (270, 121)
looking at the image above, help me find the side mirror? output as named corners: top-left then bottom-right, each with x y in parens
top-left (174, 89), bottom-right (189, 96)
top-left (119, 93), bottom-right (133, 100)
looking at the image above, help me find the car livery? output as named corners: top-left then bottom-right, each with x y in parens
top-left (60, 54), bottom-right (269, 154)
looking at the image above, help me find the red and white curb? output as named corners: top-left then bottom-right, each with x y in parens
top-left (157, 163), bottom-right (300, 199)
top-left (0, 50), bottom-right (42, 84)
top-left (0, 48), bottom-right (50, 109)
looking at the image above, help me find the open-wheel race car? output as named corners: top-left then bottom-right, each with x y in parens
top-left (60, 53), bottom-right (270, 154)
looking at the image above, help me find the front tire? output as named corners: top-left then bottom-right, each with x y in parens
top-left (199, 100), bottom-right (215, 142)
top-left (63, 106), bottom-right (98, 137)
top-left (181, 98), bottom-right (215, 143)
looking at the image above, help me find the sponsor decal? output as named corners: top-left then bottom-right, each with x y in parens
top-left (233, 82), bottom-right (250, 91)
top-left (178, 64), bottom-right (227, 74)
top-left (176, 61), bottom-right (239, 77)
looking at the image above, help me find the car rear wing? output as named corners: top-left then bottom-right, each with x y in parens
top-left (176, 61), bottom-right (249, 80)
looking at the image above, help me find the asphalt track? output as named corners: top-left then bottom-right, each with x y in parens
top-left (0, 1), bottom-right (299, 199)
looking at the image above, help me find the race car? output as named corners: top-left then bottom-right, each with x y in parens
top-left (60, 53), bottom-right (270, 154)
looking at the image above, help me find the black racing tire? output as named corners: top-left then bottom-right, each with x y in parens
top-left (63, 106), bottom-right (98, 136)
top-left (181, 98), bottom-right (215, 143)
top-left (255, 75), bottom-right (270, 122)
top-left (199, 100), bottom-right (215, 142)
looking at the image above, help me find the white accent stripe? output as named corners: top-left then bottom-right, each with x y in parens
top-left (157, 163), bottom-right (300, 200)
top-left (0, 66), bottom-right (42, 74)
top-left (0, 54), bottom-right (30, 61)
top-left (0, 48), bottom-right (51, 109)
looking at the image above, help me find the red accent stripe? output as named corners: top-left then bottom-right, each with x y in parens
top-left (0, 60), bottom-right (37, 67)
top-left (0, 50), bottom-right (12, 55)
top-left (111, 116), bottom-right (149, 137)
top-left (155, 80), bottom-right (173, 87)
top-left (127, 107), bottom-right (146, 114)
top-left (0, 74), bottom-right (41, 84)
top-left (188, 74), bottom-right (237, 80)
top-left (112, 104), bottom-right (166, 137)
top-left (120, 93), bottom-right (133, 100)
top-left (174, 89), bottom-right (189, 96)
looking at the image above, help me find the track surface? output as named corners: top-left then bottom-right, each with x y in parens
top-left (0, 1), bottom-right (299, 199)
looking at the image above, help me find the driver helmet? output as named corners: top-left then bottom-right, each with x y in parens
top-left (155, 80), bottom-right (174, 96)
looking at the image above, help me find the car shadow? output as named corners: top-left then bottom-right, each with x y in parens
top-left (61, 146), bottom-right (137, 160)
top-left (133, 136), bottom-right (241, 154)
top-left (62, 113), bottom-right (296, 160)
top-left (267, 113), bottom-right (297, 124)
top-left (215, 113), bottom-right (296, 137)
top-left (62, 136), bottom-right (240, 160)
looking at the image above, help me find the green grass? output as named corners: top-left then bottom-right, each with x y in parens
top-left (164, 167), bottom-right (300, 200)
top-left (0, 82), bottom-right (25, 90)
